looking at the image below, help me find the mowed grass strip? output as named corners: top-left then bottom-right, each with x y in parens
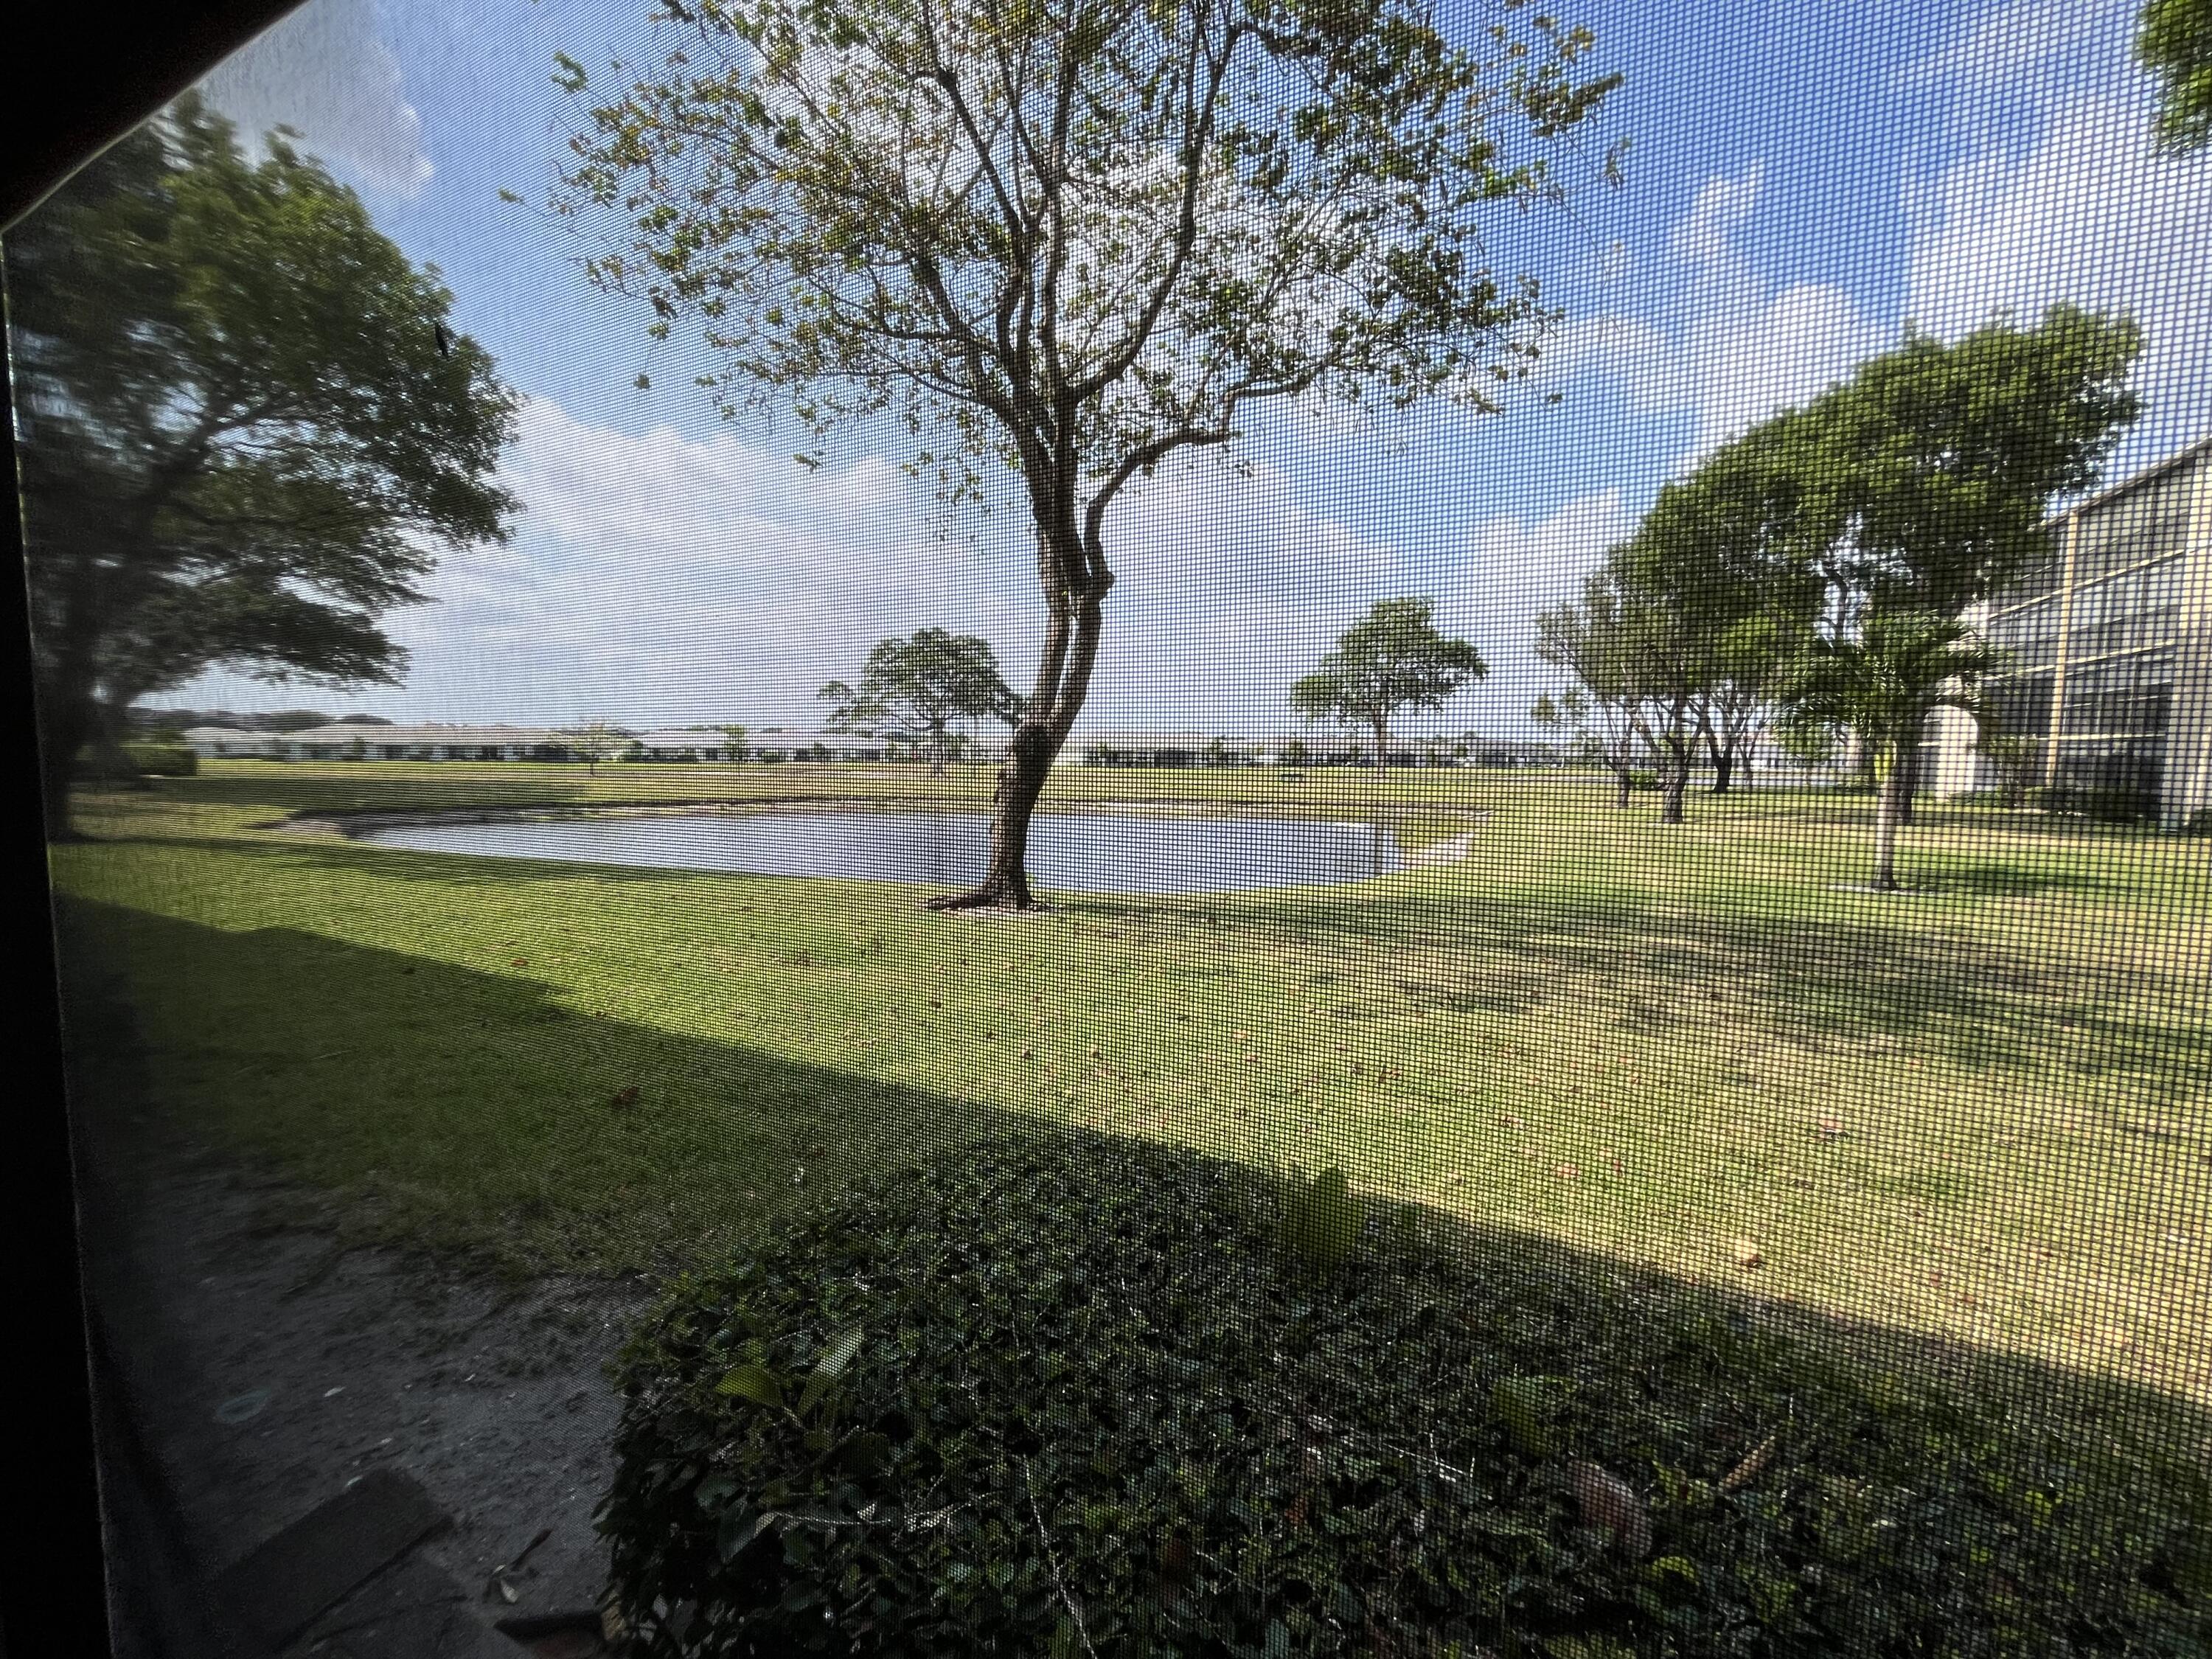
top-left (53, 762), bottom-right (2212, 1419)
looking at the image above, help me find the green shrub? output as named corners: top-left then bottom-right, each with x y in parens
top-left (120, 744), bottom-right (198, 776)
top-left (597, 1134), bottom-right (2208, 1658)
top-left (2028, 785), bottom-right (2156, 823)
top-left (1627, 769), bottom-right (1658, 790)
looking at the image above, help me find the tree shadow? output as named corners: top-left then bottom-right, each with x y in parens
top-left (1079, 871), bottom-right (2202, 1093)
top-left (50, 894), bottom-right (2212, 1648)
top-left (1930, 860), bottom-right (2124, 899)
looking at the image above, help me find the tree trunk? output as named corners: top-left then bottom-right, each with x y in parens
top-left (37, 684), bottom-right (93, 841)
top-left (1894, 728), bottom-right (1922, 827)
top-left (91, 694), bottom-right (150, 790)
top-left (1659, 734), bottom-right (1690, 824)
top-left (1373, 720), bottom-right (1391, 776)
top-left (1711, 746), bottom-right (1735, 795)
top-left (1871, 754), bottom-right (1906, 892)
top-left (930, 526), bottom-right (1108, 912)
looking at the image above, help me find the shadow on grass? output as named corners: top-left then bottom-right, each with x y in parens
top-left (54, 897), bottom-right (1004, 1275)
top-left (1932, 860), bottom-right (2126, 899)
top-left (1107, 868), bottom-right (2203, 1092)
top-left (86, 798), bottom-right (2208, 1110)
top-left (51, 895), bottom-right (2212, 1648)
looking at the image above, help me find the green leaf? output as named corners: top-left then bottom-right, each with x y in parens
top-left (798, 1325), bottom-right (865, 1416)
top-left (1493, 1374), bottom-right (1576, 1458)
top-left (716, 1503), bottom-right (759, 1561)
top-left (715, 1363), bottom-right (785, 1407)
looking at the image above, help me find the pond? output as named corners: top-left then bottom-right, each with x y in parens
top-left (355, 809), bottom-right (1405, 895)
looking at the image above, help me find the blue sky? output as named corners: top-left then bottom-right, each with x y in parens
top-left (178, 0), bottom-right (2212, 734)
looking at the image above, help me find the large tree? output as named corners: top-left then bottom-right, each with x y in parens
top-left (550, 0), bottom-right (1618, 907)
top-left (820, 628), bottom-right (1022, 775)
top-left (1533, 562), bottom-right (1705, 821)
top-left (10, 97), bottom-right (518, 839)
top-left (1777, 307), bottom-right (2137, 841)
top-left (1291, 598), bottom-right (1485, 773)
top-left (2139, 0), bottom-right (2212, 150)
top-left (1779, 308), bottom-right (2140, 629)
top-left (1621, 444), bottom-right (1821, 797)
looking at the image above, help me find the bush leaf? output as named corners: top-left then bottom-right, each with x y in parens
top-left (798, 1326), bottom-right (865, 1416)
top-left (715, 1363), bottom-right (785, 1407)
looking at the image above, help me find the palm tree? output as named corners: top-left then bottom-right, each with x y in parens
top-left (1780, 611), bottom-right (2001, 892)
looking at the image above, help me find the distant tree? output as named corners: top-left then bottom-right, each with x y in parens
top-left (1622, 447), bottom-right (1820, 797)
top-left (1292, 600), bottom-right (1486, 774)
top-left (718, 724), bottom-right (751, 764)
top-left (11, 97), bottom-right (517, 838)
top-left (560, 722), bottom-right (634, 774)
top-left (551, 0), bottom-right (1619, 906)
top-left (2139, 0), bottom-right (2212, 150)
top-left (1778, 610), bottom-right (1999, 891)
top-left (820, 630), bottom-right (1021, 777)
top-left (254, 709), bottom-right (339, 733)
top-left (332, 714), bottom-right (394, 726)
top-left (1535, 579), bottom-right (1648, 810)
top-left (1278, 738), bottom-right (1312, 771)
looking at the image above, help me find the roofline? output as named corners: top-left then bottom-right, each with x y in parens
top-left (2045, 434), bottom-right (2211, 529)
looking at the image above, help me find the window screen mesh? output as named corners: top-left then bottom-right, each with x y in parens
top-left (10, 0), bottom-right (2210, 1652)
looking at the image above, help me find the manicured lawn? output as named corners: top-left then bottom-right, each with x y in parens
top-left (52, 761), bottom-right (2211, 1433)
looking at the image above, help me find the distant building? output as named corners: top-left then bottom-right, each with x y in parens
top-left (1930, 436), bottom-right (2210, 824)
top-left (181, 726), bottom-right (283, 758)
top-left (181, 723), bottom-right (565, 761)
top-left (634, 728), bottom-right (901, 762)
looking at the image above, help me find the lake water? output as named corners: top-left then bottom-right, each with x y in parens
top-left (355, 809), bottom-right (1402, 895)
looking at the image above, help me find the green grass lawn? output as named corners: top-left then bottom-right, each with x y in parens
top-left (52, 759), bottom-right (2211, 1433)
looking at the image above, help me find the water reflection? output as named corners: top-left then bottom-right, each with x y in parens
top-left (355, 809), bottom-right (1402, 895)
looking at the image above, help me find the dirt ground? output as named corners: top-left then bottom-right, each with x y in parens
top-left (71, 1090), bottom-right (649, 1654)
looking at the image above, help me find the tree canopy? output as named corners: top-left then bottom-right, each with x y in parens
top-left (821, 629), bottom-right (1021, 774)
top-left (551, 0), bottom-right (1618, 905)
top-left (1292, 598), bottom-right (1485, 769)
top-left (2139, 0), bottom-right (2212, 150)
top-left (1764, 307), bottom-right (2140, 630)
top-left (11, 96), bottom-right (518, 836)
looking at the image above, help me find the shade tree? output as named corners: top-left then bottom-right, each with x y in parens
top-left (2139, 0), bottom-right (2212, 150)
top-left (550, 0), bottom-right (1619, 907)
top-left (11, 97), bottom-right (518, 838)
top-left (819, 630), bottom-right (1022, 776)
top-left (1291, 599), bottom-right (1486, 773)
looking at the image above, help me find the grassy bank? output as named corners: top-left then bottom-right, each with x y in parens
top-left (50, 762), bottom-right (2211, 1433)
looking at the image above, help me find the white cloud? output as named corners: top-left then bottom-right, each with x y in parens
top-left (1905, 0), bottom-right (2212, 467)
top-left (1543, 164), bottom-right (1886, 462)
top-left (178, 396), bottom-right (1627, 736)
top-left (200, 0), bottom-right (434, 197)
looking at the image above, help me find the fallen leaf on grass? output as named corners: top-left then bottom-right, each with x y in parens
top-left (610, 1086), bottom-right (639, 1110)
top-left (1568, 1460), bottom-right (1652, 1557)
top-left (1719, 1434), bottom-right (1778, 1493)
top-left (1731, 1237), bottom-right (1763, 1269)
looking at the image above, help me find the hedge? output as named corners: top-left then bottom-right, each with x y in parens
top-left (121, 744), bottom-right (198, 776)
top-left (597, 1135), bottom-right (2210, 1657)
